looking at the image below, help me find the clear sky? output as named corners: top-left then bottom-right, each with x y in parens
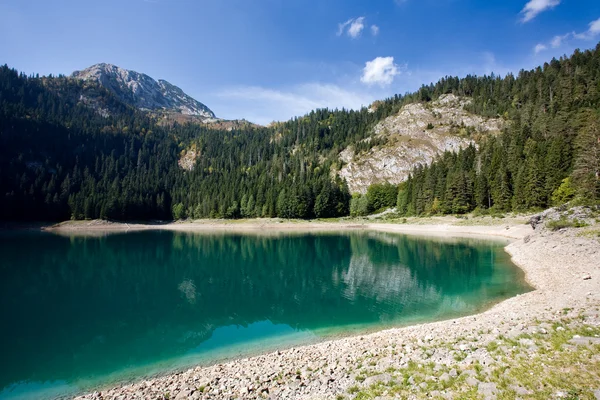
top-left (1, 0), bottom-right (599, 124)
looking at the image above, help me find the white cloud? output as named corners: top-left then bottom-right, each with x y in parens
top-left (520, 0), bottom-right (560, 23)
top-left (337, 17), bottom-right (365, 39)
top-left (550, 32), bottom-right (571, 48)
top-left (575, 17), bottom-right (600, 39)
top-left (371, 25), bottom-right (380, 36)
top-left (590, 18), bottom-right (600, 35)
top-left (336, 19), bottom-right (351, 36)
top-left (535, 17), bottom-right (600, 53)
top-left (361, 57), bottom-right (401, 87)
top-left (534, 43), bottom-right (547, 53)
top-left (347, 17), bottom-right (365, 38)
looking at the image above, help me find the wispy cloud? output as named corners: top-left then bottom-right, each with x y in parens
top-left (214, 83), bottom-right (377, 125)
top-left (520, 0), bottom-right (560, 23)
top-left (361, 57), bottom-right (403, 87)
top-left (371, 25), bottom-right (380, 36)
top-left (533, 17), bottom-right (600, 53)
top-left (534, 43), bottom-right (547, 54)
top-left (574, 17), bottom-right (600, 39)
top-left (590, 18), bottom-right (600, 35)
top-left (550, 32), bottom-right (570, 48)
top-left (337, 17), bottom-right (365, 39)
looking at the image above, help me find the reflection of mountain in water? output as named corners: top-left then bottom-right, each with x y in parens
top-left (0, 231), bottom-right (526, 393)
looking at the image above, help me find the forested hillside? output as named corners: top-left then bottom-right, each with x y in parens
top-left (0, 66), bottom-right (405, 221)
top-left (393, 45), bottom-right (600, 216)
top-left (1, 44), bottom-right (599, 221)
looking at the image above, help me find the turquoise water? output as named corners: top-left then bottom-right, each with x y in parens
top-left (0, 230), bottom-right (530, 399)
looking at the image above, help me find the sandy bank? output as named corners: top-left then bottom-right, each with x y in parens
top-left (44, 217), bottom-right (531, 240)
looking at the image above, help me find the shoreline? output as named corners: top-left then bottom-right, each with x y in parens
top-left (29, 217), bottom-right (600, 399)
top-left (41, 216), bottom-right (532, 241)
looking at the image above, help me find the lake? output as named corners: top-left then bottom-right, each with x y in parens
top-left (0, 230), bottom-right (529, 399)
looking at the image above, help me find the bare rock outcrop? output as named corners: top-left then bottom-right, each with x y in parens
top-left (529, 205), bottom-right (599, 231)
top-left (338, 94), bottom-right (504, 193)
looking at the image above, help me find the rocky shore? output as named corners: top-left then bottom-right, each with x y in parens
top-left (71, 210), bottom-right (600, 400)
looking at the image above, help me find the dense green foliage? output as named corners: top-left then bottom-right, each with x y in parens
top-left (0, 66), bottom-right (408, 221)
top-left (1, 44), bottom-right (599, 221)
top-left (393, 45), bottom-right (600, 216)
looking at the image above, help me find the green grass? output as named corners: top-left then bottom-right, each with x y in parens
top-left (547, 217), bottom-right (589, 231)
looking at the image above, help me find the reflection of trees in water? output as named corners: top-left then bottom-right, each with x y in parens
top-left (0, 231), bottom-right (521, 388)
top-left (349, 232), bottom-right (499, 293)
top-left (340, 233), bottom-right (506, 322)
top-left (341, 254), bottom-right (440, 306)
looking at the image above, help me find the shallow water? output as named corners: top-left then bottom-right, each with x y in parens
top-left (0, 230), bottom-right (530, 399)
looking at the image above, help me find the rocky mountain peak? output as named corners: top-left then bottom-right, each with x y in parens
top-left (71, 63), bottom-right (215, 119)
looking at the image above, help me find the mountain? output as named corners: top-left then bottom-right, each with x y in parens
top-left (0, 44), bottom-right (599, 222)
top-left (71, 63), bottom-right (216, 119)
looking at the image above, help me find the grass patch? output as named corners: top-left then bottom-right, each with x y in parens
top-left (342, 317), bottom-right (600, 400)
top-left (547, 217), bottom-right (589, 231)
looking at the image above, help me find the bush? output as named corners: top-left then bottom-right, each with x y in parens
top-left (366, 182), bottom-right (398, 213)
top-left (350, 194), bottom-right (369, 217)
top-left (471, 207), bottom-right (489, 217)
top-left (172, 203), bottom-right (185, 220)
top-left (546, 217), bottom-right (588, 231)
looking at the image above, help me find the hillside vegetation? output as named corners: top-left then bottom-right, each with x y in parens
top-left (1, 44), bottom-right (599, 221)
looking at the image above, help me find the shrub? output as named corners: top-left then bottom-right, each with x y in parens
top-left (172, 203), bottom-right (185, 220)
top-left (546, 217), bottom-right (588, 231)
top-left (366, 182), bottom-right (398, 213)
top-left (350, 194), bottom-right (369, 217)
top-left (471, 207), bottom-right (489, 217)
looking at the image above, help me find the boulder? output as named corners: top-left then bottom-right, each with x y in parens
top-left (363, 373), bottom-right (393, 386)
top-left (568, 336), bottom-right (600, 346)
top-left (478, 382), bottom-right (498, 400)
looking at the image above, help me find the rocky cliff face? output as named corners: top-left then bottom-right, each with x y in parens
top-left (71, 63), bottom-right (215, 119)
top-left (338, 94), bottom-right (504, 193)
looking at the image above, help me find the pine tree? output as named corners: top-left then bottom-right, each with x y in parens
top-left (572, 110), bottom-right (600, 202)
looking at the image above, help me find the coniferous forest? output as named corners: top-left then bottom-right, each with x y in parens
top-left (1, 44), bottom-right (599, 222)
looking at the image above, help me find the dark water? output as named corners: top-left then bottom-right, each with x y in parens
top-left (0, 230), bottom-right (529, 399)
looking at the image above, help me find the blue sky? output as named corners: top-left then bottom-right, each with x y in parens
top-left (1, 0), bottom-right (599, 124)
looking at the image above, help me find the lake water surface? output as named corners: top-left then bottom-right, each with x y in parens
top-left (0, 230), bottom-right (530, 399)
